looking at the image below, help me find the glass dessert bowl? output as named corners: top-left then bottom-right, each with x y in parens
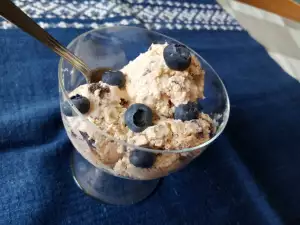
top-left (58, 26), bottom-right (230, 205)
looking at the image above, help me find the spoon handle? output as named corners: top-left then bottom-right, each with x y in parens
top-left (0, 0), bottom-right (90, 77)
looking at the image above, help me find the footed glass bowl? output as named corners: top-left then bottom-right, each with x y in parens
top-left (58, 26), bottom-right (230, 205)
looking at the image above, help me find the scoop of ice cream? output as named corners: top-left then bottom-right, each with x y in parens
top-left (63, 43), bottom-right (214, 179)
top-left (122, 43), bottom-right (205, 117)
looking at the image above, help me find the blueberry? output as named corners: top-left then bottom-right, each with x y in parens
top-left (62, 94), bottom-right (90, 116)
top-left (163, 43), bottom-right (191, 71)
top-left (101, 70), bottom-right (125, 88)
top-left (125, 104), bottom-right (153, 132)
top-left (174, 102), bottom-right (198, 121)
top-left (129, 150), bottom-right (156, 168)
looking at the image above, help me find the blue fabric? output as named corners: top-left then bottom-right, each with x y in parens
top-left (1, 0), bottom-right (300, 224)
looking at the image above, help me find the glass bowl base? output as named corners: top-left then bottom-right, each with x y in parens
top-left (70, 150), bottom-right (160, 205)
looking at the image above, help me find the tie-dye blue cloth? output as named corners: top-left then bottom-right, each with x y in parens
top-left (0, 0), bottom-right (300, 224)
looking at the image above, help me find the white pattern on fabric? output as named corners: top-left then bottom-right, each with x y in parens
top-left (0, 0), bottom-right (243, 31)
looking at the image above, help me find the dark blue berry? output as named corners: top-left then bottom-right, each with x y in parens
top-left (125, 104), bottom-right (153, 132)
top-left (101, 70), bottom-right (125, 88)
top-left (129, 150), bottom-right (156, 168)
top-left (62, 94), bottom-right (90, 116)
top-left (163, 44), bottom-right (191, 71)
top-left (174, 102), bottom-right (198, 121)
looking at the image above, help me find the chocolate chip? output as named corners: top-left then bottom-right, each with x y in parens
top-left (79, 131), bottom-right (96, 149)
top-left (90, 83), bottom-right (110, 97)
top-left (172, 80), bottom-right (180, 85)
top-left (88, 83), bottom-right (102, 94)
top-left (71, 130), bottom-right (77, 138)
top-left (196, 132), bottom-right (204, 139)
top-left (88, 83), bottom-right (110, 98)
top-left (142, 68), bottom-right (151, 76)
top-left (179, 155), bottom-right (187, 161)
top-left (168, 99), bottom-right (174, 108)
top-left (152, 112), bottom-right (160, 121)
top-left (79, 131), bottom-right (88, 139)
top-left (99, 87), bottom-right (110, 98)
top-left (120, 98), bottom-right (129, 107)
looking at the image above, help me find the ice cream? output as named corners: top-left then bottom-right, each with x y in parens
top-left (62, 43), bottom-right (215, 179)
top-left (123, 43), bottom-right (204, 117)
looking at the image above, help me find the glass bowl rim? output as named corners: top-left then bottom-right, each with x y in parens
top-left (58, 25), bottom-right (230, 154)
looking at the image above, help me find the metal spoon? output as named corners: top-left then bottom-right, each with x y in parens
top-left (0, 0), bottom-right (107, 83)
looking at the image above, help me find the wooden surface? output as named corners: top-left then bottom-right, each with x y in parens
top-left (237, 0), bottom-right (300, 22)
